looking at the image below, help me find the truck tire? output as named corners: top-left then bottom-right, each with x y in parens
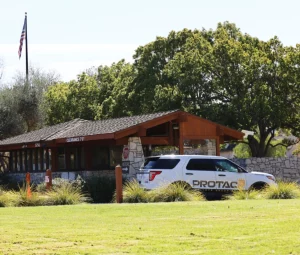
top-left (250, 182), bottom-right (268, 191)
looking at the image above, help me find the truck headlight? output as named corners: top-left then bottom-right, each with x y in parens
top-left (266, 176), bottom-right (276, 182)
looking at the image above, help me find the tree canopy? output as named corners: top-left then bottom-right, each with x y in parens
top-left (5, 22), bottom-right (300, 157)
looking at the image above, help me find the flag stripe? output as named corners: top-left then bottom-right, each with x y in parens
top-left (18, 17), bottom-right (26, 59)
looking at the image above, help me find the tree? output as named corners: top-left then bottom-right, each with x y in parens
top-left (0, 58), bottom-right (4, 85)
top-left (12, 67), bottom-right (60, 131)
top-left (0, 67), bottom-right (60, 139)
top-left (45, 72), bottom-right (99, 125)
top-left (166, 22), bottom-right (300, 157)
top-left (95, 60), bottom-right (136, 119)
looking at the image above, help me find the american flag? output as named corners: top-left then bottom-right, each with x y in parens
top-left (18, 16), bottom-right (26, 59)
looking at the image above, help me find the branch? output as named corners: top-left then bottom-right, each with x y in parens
top-left (268, 143), bottom-right (289, 148)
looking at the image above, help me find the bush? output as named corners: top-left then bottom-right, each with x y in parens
top-left (36, 176), bottom-right (86, 193)
top-left (13, 184), bottom-right (47, 207)
top-left (86, 176), bottom-right (118, 203)
top-left (225, 189), bottom-right (261, 200)
top-left (118, 179), bottom-right (148, 203)
top-left (263, 182), bottom-right (300, 199)
top-left (149, 182), bottom-right (205, 202)
top-left (46, 182), bottom-right (89, 205)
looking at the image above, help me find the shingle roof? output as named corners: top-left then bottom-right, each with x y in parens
top-left (0, 110), bottom-right (179, 146)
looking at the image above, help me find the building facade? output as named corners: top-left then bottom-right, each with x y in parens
top-left (0, 110), bottom-right (243, 182)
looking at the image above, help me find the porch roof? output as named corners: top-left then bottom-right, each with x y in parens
top-left (0, 110), bottom-right (244, 149)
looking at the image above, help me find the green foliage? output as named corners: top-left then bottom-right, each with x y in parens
top-left (44, 73), bottom-right (99, 124)
top-left (119, 180), bottom-right (204, 203)
top-left (86, 176), bottom-right (117, 203)
top-left (14, 185), bottom-right (47, 207)
top-left (263, 182), bottom-right (300, 199)
top-left (46, 182), bottom-right (88, 205)
top-left (39, 22), bottom-right (300, 157)
top-left (0, 181), bottom-right (88, 207)
top-left (233, 143), bottom-right (252, 158)
top-left (234, 138), bottom-right (286, 158)
top-left (149, 182), bottom-right (205, 202)
top-left (36, 177), bottom-right (85, 194)
top-left (292, 143), bottom-right (300, 156)
top-left (0, 190), bottom-right (19, 207)
top-left (119, 179), bottom-right (148, 203)
top-left (226, 189), bottom-right (261, 200)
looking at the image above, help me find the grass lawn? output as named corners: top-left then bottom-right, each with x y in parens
top-left (0, 200), bottom-right (300, 255)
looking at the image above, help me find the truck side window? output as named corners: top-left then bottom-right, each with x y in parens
top-left (214, 159), bottom-right (239, 173)
top-left (186, 159), bottom-right (216, 171)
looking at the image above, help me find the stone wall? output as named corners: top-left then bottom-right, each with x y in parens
top-left (122, 137), bottom-right (144, 177)
top-left (231, 157), bottom-right (300, 183)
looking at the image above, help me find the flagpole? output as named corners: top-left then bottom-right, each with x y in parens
top-left (25, 12), bottom-right (29, 83)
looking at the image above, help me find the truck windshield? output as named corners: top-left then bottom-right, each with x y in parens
top-left (141, 157), bottom-right (180, 170)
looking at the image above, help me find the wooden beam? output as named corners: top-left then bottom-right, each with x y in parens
top-left (219, 136), bottom-right (224, 144)
top-left (51, 147), bottom-right (58, 172)
top-left (137, 127), bottom-right (147, 137)
top-left (168, 122), bottom-right (174, 145)
top-left (216, 126), bottom-right (224, 136)
top-left (179, 113), bottom-right (188, 122)
top-left (56, 133), bottom-right (115, 144)
top-left (179, 122), bottom-right (184, 155)
top-left (182, 135), bottom-right (219, 140)
top-left (114, 127), bottom-right (139, 140)
top-left (141, 113), bottom-right (180, 129)
top-left (140, 137), bottom-right (169, 145)
top-left (216, 137), bottom-right (220, 156)
top-left (116, 137), bottom-right (129, 145)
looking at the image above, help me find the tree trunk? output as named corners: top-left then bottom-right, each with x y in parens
top-left (247, 134), bottom-right (269, 157)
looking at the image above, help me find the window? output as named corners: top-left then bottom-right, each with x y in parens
top-left (32, 149), bottom-right (37, 171)
top-left (109, 146), bottom-right (122, 168)
top-left (69, 148), bottom-right (78, 170)
top-left (142, 157), bottom-right (180, 170)
top-left (92, 147), bottom-right (109, 170)
top-left (186, 159), bottom-right (216, 171)
top-left (58, 148), bottom-right (66, 170)
top-left (80, 147), bottom-right (85, 169)
top-left (48, 149), bottom-right (52, 170)
top-left (214, 159), bottom-right (239, 173)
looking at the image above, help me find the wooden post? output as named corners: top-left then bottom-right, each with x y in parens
top-left (179, 122), bottom-right (184, 155)
top-left (216, 137), bottom-right (220, 156)
top-left (45, 169), bottom-right (52, 190)
top-left (25, 172), bottom-right (31, 198)
top-left (115, 165), bottom-right (123, 203)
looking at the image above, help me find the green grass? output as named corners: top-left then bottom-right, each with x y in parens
top-left (0, 200), bottom-right (300, 254)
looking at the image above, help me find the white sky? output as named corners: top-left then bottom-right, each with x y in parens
top-left (1, 0), bottom-right (300, 84)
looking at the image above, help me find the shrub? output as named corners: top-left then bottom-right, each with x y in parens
top-left (149, 182), bottom-right (205, 202)
top-left (225, 189), bottom-right (261, 200)
top-left (46, 182), bottom-right (89, 205)
top-left (36, 176), bottom-right (86, 193)
top-left (86, 176), bottom-right (118, 203)
top-left (263, 181), bottom-right (300, 199)
top-left (118, 179), bottom-right (148, 203)
top-left (14, 184), bottom-right (47, 207)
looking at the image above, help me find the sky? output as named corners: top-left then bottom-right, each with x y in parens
top-left (1, 0), bottom-right (300, 84)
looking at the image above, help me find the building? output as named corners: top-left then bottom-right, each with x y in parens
top-left (0, 110), bottom-right (243, 182)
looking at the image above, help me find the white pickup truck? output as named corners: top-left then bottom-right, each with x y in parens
top-left (136, 155), bottom-right (276, 193)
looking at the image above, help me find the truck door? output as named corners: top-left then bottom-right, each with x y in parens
top-left (213, 159), bottom-right (246, 190)
top-left (184, 158), bottom-right (217, 190)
